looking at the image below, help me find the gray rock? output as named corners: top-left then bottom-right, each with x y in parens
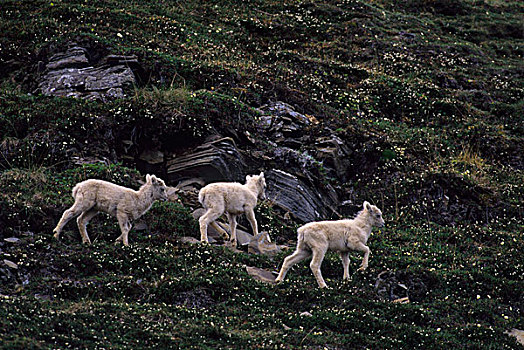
top-left (178, 236), bottom-right (201, 244)
top-left (4, 237), bottom-right (20, 243)
top-left (3, 260), bottom-right (18, 269)
top-left (236, 229), bottom-right (254, 246)
top-left (265, 169), bottom-right (338, 223)
top-left (314, 135), bottom-right (352, 180)
top-left (46, 47), bottom-right (89, 70)
top-left (248, 232), bottom-right (281, 256)
top-left (133, 222), bottom-right (148, 231)
top-left (139, 149), bottom-right (164, 165)
top-left (38, 47), bottom-right (137, 102)
top-left (166, 187), bottom-right (179, 202)
top-left (166, 137), bottom-right (245, 184)
top-left (256, 102), bottom-right (312, 134)
top-left (245, 266), bottom-right (276, 284)
top-left (102, 54), bottom-right (139, 66)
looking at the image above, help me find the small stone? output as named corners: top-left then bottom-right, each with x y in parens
top-left (300, 311), bottom-right (312, 317)
top-left (134, 222), bottom-right (148, 231)
top-left (3, 260), bottom-right (18, 269)
top-left (245, 266), bottom-right (276, 284)
top-left (178, 237), bottom-right (201, 244)
top-left (4, 237), bottom-right (20, 243)
top-left (248, 232), bottom-right (281, 256)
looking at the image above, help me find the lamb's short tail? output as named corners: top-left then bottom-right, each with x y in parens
top-left (296, 225), bottom-right (307, 248)
top-left (72, 183), bottom-right (82, 198)
top-left (198, 189), bottom-right (206, 206)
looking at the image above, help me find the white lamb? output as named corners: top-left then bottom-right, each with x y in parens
top-left (198, 172), bottom-right (266, 247)
top-left (53, 174), bottom-right (169, 246)
top-left (275, 201), bottom-right (385, 288)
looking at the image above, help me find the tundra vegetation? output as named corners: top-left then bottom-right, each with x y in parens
top-left (0, 0), bottom-right (522, 349)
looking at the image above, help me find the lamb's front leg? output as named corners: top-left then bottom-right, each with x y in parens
top-left (246, 209), bottom-right (262, 239)
top-left (355, 242), bottom-right (370, 271)
top-left (116, 212), bottom-right (132, 246)
top-left (340, 252), bottom-right (350, 279)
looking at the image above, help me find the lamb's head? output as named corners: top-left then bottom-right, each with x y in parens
top-left (146, 174), bottom-right (169, 201)
top-left (364, 201), bottom-right (385, 227)
top-left (246, 172), bottom-right (266, 201)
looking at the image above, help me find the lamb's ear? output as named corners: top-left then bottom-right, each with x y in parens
top-left (151, 175), bottom-right (159, 184)
top-left (364, 201), bottom-right (372, 211)
top-left (246, 175), bottom-right (252, 181)
top-left (259, 172), bottom-right (265, 179)
top-left (146, 174), bottom-right (152, 183)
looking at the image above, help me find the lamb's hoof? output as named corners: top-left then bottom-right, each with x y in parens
top-left (319, 284), bottom-right (331, 289)
top-left (82, 240), bottom-right (92, 245)
top-left (357, 266), bottom-right (367, 272)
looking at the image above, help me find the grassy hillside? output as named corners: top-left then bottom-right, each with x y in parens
top-left (1, 0), bottom-right (523, 348)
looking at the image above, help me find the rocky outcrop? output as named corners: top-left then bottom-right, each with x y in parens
top-left (38, 46), bottom-right (137, 102)
top-left (256, 101), bottom-right (318, 139)
top-left (265, 169), bottom-right (338, 223)
top-left (166, 137), bottom-right (246, 184)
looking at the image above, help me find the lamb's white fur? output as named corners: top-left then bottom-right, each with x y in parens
top-left (275, 201), bottom-right (385, 288)
top-left (53, 174), bottom-right (168, 246)
top-left (198, 172), bottom-right (266, 246)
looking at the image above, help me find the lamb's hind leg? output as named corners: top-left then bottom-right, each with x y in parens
top-left (310, 246), bottom-right (328, 288)
top-left (275, 248), bottom-right (311, 283)
top-left (76, 209), bottom-right (98, 244)
top-left (355, 242), bottom-right (371, 271)
top-left (340, 252), bottom-right (350, 279)
top-left (198, 209), bottom-right (222, 243)
top-left (115, 212), bottom-right (132, 246)
top-left (226, 213), bottom-right (238, 246)
top-left (53, 201), bottom-right (88, 239)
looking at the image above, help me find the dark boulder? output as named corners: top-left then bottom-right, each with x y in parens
top-left (166, 137), bottom-right (246, 184)
top-left (265, 169), bottom-right (338, 223)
